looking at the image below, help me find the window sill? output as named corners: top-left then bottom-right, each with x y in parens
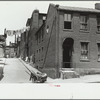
top-left (97, 58), bottom-right (100, 62)
top-left (96, 31), bottom-right (100, 34)
top-left (80, 59), bottom-right (90, 62)
top-left (63, 29), bottom-right (73, 32)
top-left (79, 30), bottom-right (89, 33)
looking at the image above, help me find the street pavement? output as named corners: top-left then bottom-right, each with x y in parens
top-left (0, 58), bottom-right (31, 83)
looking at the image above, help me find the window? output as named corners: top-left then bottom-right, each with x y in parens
top-left (80, 15), bottom-right (88, 30)
top-left (39, 33), bottom-right (41, 43)
top-left (97, 43), bottom-right (100, 61)
top-left (97, 16), bottom-right (100, 31)
top-left (36, 50), bottom-right (38, 62)
top-left (37, 50), bottom-right (38, 53)
top-left (36, 33), bottom-right (38, 45)
top-left (43, 16), bottom-right (46, 23)
top-left (64, 14), bottom-right (72, 29)
top-left (41, 29), bottom-right (44, 41)
top-left (42, 47), bottom-right (43, 52)
top-left (81, 42), bottom-right (89, 60)
top-left (39, 49), bottom-right (41, 61)
top-left (41, 47), bottom-right (44, 61)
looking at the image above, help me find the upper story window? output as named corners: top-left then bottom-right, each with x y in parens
top-left (97, 16), bottom-right (100, 31)
top-left (64, 14), bottom-right (72, 29)
top-left (43, 16), bottom-right (46, 23)
top-left (39, 33), bottom-right (41, 43)
top-left (80, 15), bottom-right (88, 30)
top-left (36, 33), bottom-right (38, 45)
top-left (41, 29), bottom-right (44, 41)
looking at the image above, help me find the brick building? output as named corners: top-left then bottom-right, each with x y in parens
top-left (17, 10), bottom-right (46, 62)
top-left (0, 35), bottom-right (6, 58)
top-left (17, 3), bottom-right (100, 79)
top-left (27, 10), bottom-right (46, 62)
top-left (5, 42), bottom-right (17, 58)
top-left (31, 3), bottom-right (100, 78)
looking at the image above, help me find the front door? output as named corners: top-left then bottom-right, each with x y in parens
top-left (63, 38), bottom-right (74, 68)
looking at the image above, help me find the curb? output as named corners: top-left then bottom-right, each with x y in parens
top-left (18, 58), bottom-right (41, 74)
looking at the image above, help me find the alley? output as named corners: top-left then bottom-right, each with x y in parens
top-left (0, 58), bottom-right (30, 83)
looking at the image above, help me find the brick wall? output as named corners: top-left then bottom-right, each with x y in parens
top-left (20, 4), bottom-right (100, 79)
top-left (28, 10), bottom-right (46, 60)
top-left (35, 4), bottom-right (59, 78)
top-left (58, 11), bottom-right (100, 69)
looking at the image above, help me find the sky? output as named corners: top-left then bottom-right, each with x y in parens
top-left (0, 1), bottom-right (100, 45)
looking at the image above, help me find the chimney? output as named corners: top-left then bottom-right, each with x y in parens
top-left (95, 3), bottom-right (100, 10)
top-left (31, 9), bottom-right (39, 29)
top-left (55, 4), bottom-right (59, 8)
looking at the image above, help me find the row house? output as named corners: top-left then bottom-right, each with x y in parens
top-left (18, 3), bottom-right (100, 79)
top-left (16, 19), bottom-right (30, 59)
top-left (33, 3), bottom-right (100, 78)
top-left (17, 9), bottom-right (46, 62)
top-left (28, 10), bottom-right (46, 62)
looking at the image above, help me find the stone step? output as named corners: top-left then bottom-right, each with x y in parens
top-left (60, 69), bottom-right (80, 79)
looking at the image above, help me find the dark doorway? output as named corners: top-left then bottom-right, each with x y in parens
top-left (63, 38), bottom-right (74, 68)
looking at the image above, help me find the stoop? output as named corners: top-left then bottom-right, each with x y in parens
top-left (60, 68), bottom-right (80, 79)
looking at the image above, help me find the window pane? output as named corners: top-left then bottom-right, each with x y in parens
top-left (80, 15), bottom-right (87, 23)
top-left (64, 22), bottom-right (71, 29)
top-left (43, 16), bottom-right (46, 20)
top-left (80, 24), bottom-right (87, 30)
top-left (64, 14), bottom-right (67, 21)
top-left (64, 14), bottom-right (71, 21)
top-left (80, 16), bottom-right (84, 23)
top-left (68, 14), bottom-right (71, 21)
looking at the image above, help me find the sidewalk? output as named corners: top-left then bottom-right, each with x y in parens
top-left (19, 58), bottom-right (42, 75)
top-left (19, 58), bottom-right (100, 83)
top-left (19, 58), bottom-right (53, 83)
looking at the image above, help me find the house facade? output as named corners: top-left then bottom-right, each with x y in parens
top-left (5, 42), bottom-right (17, 58)
top-left (27, 10), bottom-right (46, 62)
top-left (17, 3), bottom-right (100, 79)
top-left (17, 9), bottom-right (46, 62)
top-left (32, 3), bottom-right (100, 78)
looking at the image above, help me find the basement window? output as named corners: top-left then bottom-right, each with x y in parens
top-left (64, 14), bottom-right (72, 29)
top-left (97, 43), bottom-right (100, 61)
top-left (80, 15), bottom-right (88, 31)
top-left (80, 42), bottom-right (89, 60)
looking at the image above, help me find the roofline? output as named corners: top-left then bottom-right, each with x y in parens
top-left (58, 9), bottom-right (100, 14)
top-left (58, 6), bottom-right (100, 14)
